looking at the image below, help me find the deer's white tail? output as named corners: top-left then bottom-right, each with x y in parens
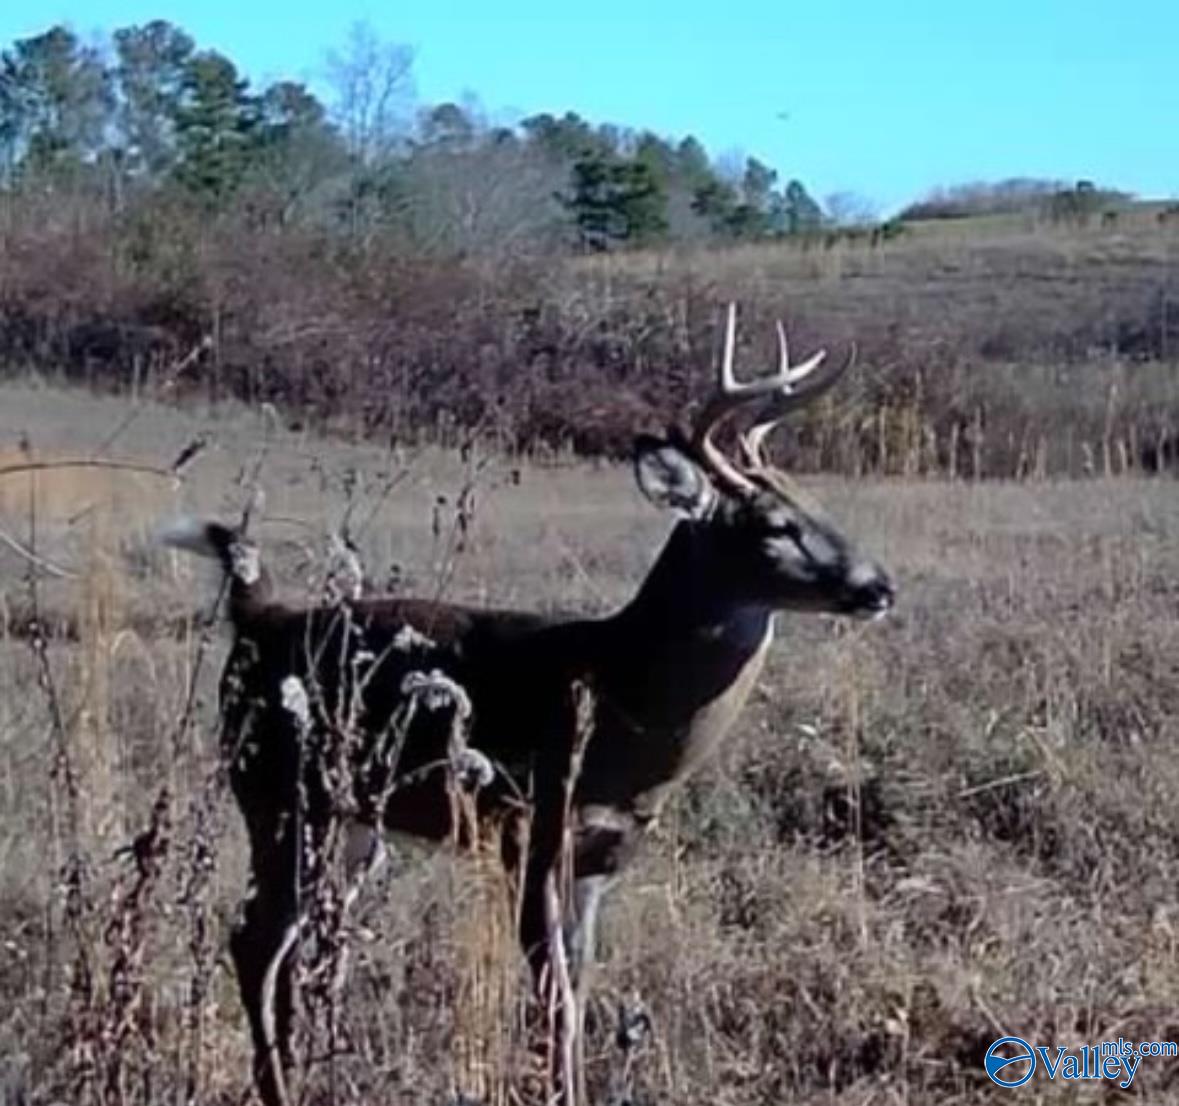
top-left (158, 515), bottom-right (268, 601)
top-left (157, 515), bottom-right (231, 561)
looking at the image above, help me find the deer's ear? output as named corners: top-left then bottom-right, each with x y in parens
top-left (633, 435), bottom-right (716, 519)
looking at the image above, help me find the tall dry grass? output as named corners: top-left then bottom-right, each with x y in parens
top-left (2, 385), bottom-right (1179, 1102)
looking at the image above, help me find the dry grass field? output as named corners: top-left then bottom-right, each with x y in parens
top-left (2, 379), bottom-right (1179, 1104)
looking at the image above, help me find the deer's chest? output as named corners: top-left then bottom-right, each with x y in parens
top-left (580, 616), bottom-right (774, 818)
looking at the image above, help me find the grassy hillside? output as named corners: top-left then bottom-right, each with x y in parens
top-left (2, 383), bottom-right (1179, 1103)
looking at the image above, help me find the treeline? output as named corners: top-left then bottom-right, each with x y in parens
top-left (0, 21), bottom-right (825, 252)
top-left (0, 19), bottom-right (847, 458)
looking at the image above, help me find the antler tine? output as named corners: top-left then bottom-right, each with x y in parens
top-left (720, 300), bottom-right (739, 390)
top-left (738, 421), bottom-right (776, 470)
top-left (739, 342), bottom-right (857, 469)
top-left (739, 324), bottom-right (825, 468)
top-left (693, 304), bottom-right (807, 487)
top-left (776, 320), bottom-right (828, 386)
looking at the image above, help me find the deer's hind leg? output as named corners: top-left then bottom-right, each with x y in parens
top-left (231, 811), bottom-right (300, 1106)
top-left (231, 805), bottom-right (388, 1106)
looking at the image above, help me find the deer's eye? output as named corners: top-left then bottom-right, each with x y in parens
top-left (768, 518), bottom-right (803, 542)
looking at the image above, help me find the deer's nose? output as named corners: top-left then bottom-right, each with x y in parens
top-left (846, 561), bottom-right (895, 617)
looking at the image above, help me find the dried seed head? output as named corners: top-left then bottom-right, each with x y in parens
top-left (400, 669), bottom-right (472, 719)
top-left (391, 624), bottom-right (436, 653)
top-left (228, 540), bottom-right (261, 585)
top-left (280, 675), bottom-right (311, 726)
top-left (451, 747), bottom-right (494, 790)
top-left (326, 531), bottom-right (365, 601)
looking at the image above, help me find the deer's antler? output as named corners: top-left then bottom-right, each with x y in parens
top-left (691, 303), bottom-right (853, 489)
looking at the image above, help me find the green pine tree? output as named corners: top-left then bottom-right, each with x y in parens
top-left (172, 50), bottom-right (257, 204)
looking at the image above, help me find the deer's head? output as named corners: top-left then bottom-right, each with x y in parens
top-left (634, 304), bottom-right (894, 619)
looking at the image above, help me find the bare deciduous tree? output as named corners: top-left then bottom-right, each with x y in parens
top-left (824, 190), bottom-right (879, 227)
top-left (323, 21), bottom-right (414, 166)
top-left (401, 137), bottom-right (567, 258)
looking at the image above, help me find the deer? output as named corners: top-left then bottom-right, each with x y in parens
top-left (163, 303), bottom-right (895, 1106)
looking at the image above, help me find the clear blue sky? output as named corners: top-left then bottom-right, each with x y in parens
top-left (4, 0), bottom-right (1177, 213)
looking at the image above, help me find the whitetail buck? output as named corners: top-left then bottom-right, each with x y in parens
top-left (165, 304), bottom-right (894, 1106)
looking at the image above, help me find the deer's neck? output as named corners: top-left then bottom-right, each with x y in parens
top-left (608, 520), bottom-right (775, 709)
top-left (577, 521), bottom-right (775, 820)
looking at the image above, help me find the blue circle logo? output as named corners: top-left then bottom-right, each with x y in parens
top-left (985, 1036), bottom-right (1037, 1087)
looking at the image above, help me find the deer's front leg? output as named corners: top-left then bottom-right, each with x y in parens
top-left (565, 874), bottom-right (614, 1001)
top-left (564, 815), bottom-right (638, 993)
